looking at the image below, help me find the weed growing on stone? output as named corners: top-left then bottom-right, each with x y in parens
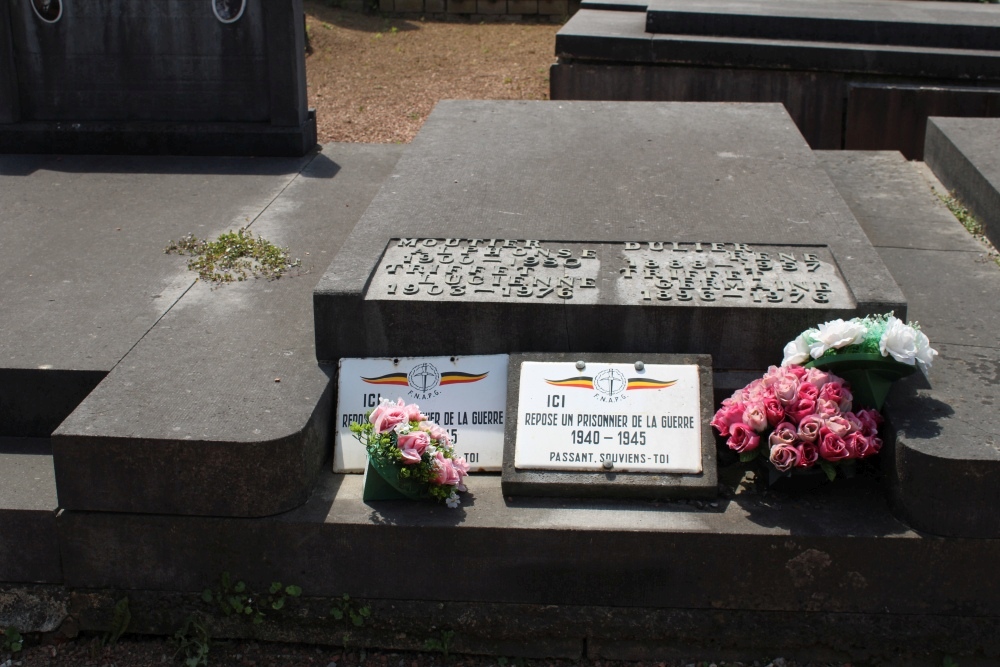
top-left (201, 572), bottom-right (303, 625)
top-left (173, 615), bottom-right (212, 667)
top-left (0, 626), bottom-right (22, 654)
top-left (165, 228), bottom-right (301, 285)
top-left (329, 593), bottom-right (372, 627)
top-left (102, 596), bottom-right (131, 647)
top-left (936, 190), bottom-right (1000, 268)
top-left (424, 629), bottom-right (456, 659)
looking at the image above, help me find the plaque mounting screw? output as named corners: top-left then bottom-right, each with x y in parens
top-left (634, 360), bottom-right (644, 371)
top-left (603, 460), bottom-right (614, 470)
top-left (575, 360), bottom-right (586, 370)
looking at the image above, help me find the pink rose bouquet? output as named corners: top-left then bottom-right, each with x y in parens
top-left (711, 365), bottom-right (883, 481)
top-left (350, 398), bottom-right (469, 507)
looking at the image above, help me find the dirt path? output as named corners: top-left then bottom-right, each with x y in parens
top-left (304, 2), bottom-right (559, 143)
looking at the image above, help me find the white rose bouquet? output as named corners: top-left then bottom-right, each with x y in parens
top-left (782, 313), bottom-right (937, 373)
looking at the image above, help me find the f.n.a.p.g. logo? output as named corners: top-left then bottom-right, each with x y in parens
top-left (362, 363), bottom-right (489, 400)
top-left (546, 370), bottom-right (676, 403)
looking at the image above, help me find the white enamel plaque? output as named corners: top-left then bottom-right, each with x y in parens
top-left (334, 355), bottom-right (509, 473)
top-left (514, 361), bottom-right (702, 473)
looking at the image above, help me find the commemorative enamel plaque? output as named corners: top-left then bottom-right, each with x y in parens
top-left (335, 355), bottom-right (508, 473)
top-left (514, 360), bottom-right (703, 473)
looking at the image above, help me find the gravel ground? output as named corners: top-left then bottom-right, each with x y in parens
top-left (303, 1), bottom-right (557, 144)
top-left (7, 638), bottom-right (855, 667)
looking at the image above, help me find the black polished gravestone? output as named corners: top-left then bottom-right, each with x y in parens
top-left (0, 0), bottom-right (314, 156)
top-left (315, 101), bottom-right (905, 371)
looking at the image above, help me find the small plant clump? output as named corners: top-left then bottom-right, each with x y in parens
top-left (201, 572), bottom-right (303, 626)
top-left (165, 228), bottom-right (301, 285)
top-left (936, 190), bottom-right (1000, 268)
top-left (1, 626), bottom-right (23, 654)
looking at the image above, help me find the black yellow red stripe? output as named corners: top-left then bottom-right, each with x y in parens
top-left (439, 371), bottom-right (488, 385)
top-left (361, 373), bottom-right (409, 386)
top-left (626, 378), bottom-right (676, 390)
top-left (545, 376), bottom-right (594, 389)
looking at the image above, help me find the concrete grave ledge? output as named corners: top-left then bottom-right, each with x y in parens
top-left (816, 150), bottom-right (1000, 538)
top-left (0, 151), bottom-right (317, 437)
top-left (925, 117), bottom-right (1000, 252)
top-left (0, 438), bottom-right (59, 583)
top-left (644, 0), bottom-right (1000, 49)
top-left (557, 10), bottom-right (1000, 80)
top-left (551, 7), bottom-right (1000, 158)
top-left (47, 144), bottom-right (404, 517)
top-left (315, 101), bottom-right (904, 368)
top-left (51, 473), bottom-right (1000, 660)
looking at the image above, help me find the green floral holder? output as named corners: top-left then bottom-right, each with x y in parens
top-left (805, 352), bottom-right (916, 411)
top-left (363, 454), bottom-right (434, 502)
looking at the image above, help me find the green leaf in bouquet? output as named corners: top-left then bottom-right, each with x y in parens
top-left (820, 461), bottom-right (837, 482)
top-left (739, 451), bottom-right (759, 463)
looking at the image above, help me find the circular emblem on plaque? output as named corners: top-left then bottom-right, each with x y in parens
top-left (407, 363), bottom-right (441, 393)
top-left (593, 368), bottom-right (627, 398)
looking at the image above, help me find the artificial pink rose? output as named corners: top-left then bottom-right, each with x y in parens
top-left (819, 432), bottom-right (850, 461)
top-left (844, 432), bottom-right (877, 459)
top-left (428, 423), bottom-right (451, 447)
top-left (824, 415), bottom-right (851, 438)
top-left (727, 423), bottom-right (760, 453)
top-left (711, 403), bottom-right (745, 437)
top-left (844, 412), bottom-right (863, 435)
top-left (837, 385), bottom-right (853, 412)
top-left (743, 379), bottom-right (768, 404)
top-left (397, 430), bottom-right (431, 464)
top-left (797, 442), bottom-right (820, 468)
top-left (785, 364), bottom-right (808, 380)
top-left (769, 422), bottom-right (798, 448)
top-left (433, 452), bottom-right (461, 486)
top-left (815, 398), bottom-right (840, 418)
top-left (786, 397), bottom-right (817, 423)
top-left (773, 375), bottom-right (800, 406)
top-left (743, 403), bottom-right (769, 433)
top-left (796, 414), bottom-right (825, 443)
top-left (403, 402), bottom-right (427, 423)
top-left (869, 435), bottom-right (883, 455)
top-left (797, 382), bottom-right (819, 402)
top-left (369, 398), bottom-right (408, 434)
top-left (819, 381), bottom-right (844, 406)
top-left (451, 456), bottom-right (470, 491)
top-left (804, 367), bottom-right (831, 390)
top-left (769, 443), bottom-right (801, 472)
top-left (763, 397), bottom-right (785, 426)
top-left (856, 409), bottom-right (883, 438)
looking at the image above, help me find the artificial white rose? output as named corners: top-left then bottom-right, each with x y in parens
top-left (810, 318), bottom-right (867, 359)
top-left (782, 332), bottom-right (813, 366)
top-left (914, 329), bottom-right (938, 373)
top-left (879, 316), bottom-right (918, 365)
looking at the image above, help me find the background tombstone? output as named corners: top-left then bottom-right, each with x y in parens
top-left (0, 0), bottom-right (315, 156)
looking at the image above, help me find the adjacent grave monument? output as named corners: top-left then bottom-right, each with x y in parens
top-left (0, 0), bottom-right (314, 156)
top-left (314, 100), bottom-right (905, 372)
top-left (551, 0), bottom-right (1000, 158)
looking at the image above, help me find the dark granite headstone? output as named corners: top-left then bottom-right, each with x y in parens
top-left (0, 0), bottom-right (314, 156)
top-left (315, 101), bottom-right (904, 371)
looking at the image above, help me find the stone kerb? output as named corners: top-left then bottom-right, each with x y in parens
top-left (314, 100), bottom-right (905, 371)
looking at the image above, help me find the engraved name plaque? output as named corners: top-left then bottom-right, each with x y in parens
top-left (367, 239), bottom-right (854, 308)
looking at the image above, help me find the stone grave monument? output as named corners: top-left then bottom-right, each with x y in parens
top-left (315, 100), bottom-right (904, 370)
top-left (315, 100), bottom-right (906, 498)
